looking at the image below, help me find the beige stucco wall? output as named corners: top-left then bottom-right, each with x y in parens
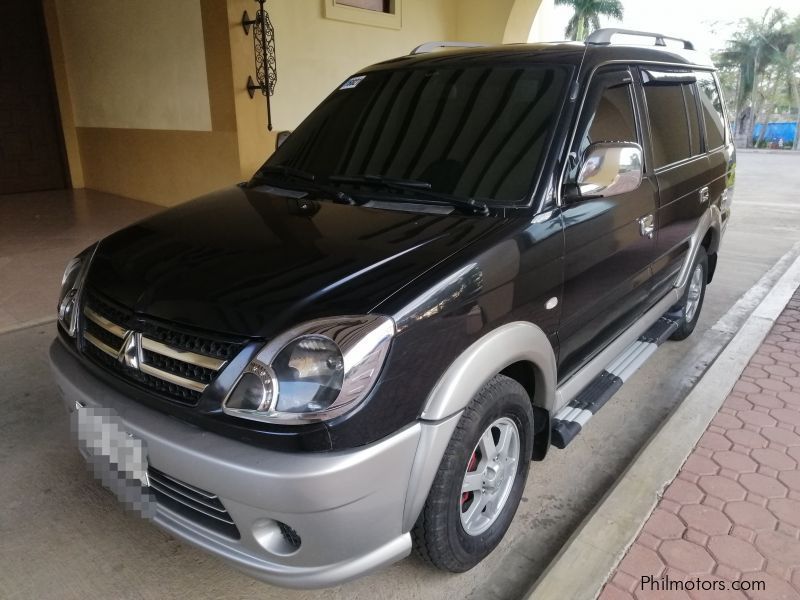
top-left (456, 0), bottom-right (516, 43)
top-left (269, 0), bottom-right (459, 129)
top-left (46, 0), bottom-right (545, 205)
top-left (47, 0), bottom-right (242, 205)
top-left (454, 0), bottom-right (545, 43)
top-left (228, 0), bottom-right (461, 179)
top-left (528, 0), bottom-right (555, 42)
top-left (57, 0), bottom-right (212, 131)
top-left (43, 0), bottom-right (84, 188)
top-left (503, 0), bottom-right (546, 43)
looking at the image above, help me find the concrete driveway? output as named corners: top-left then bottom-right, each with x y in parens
top-left (1, 151), bottom-right (799, 600)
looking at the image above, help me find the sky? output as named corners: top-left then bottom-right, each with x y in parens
top-left (547, 0), bottom-right (800, 53)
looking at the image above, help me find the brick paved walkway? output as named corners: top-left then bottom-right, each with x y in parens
top-left (600, 290), bottom-right (800, 600)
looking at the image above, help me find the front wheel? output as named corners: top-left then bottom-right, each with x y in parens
top-left (412, 374), bottom-right (533, 572)
top-left (669, 247), bottom-right (708, 341)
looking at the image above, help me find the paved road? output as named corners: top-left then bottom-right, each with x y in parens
top-left (599, 287), bottom-right (800, 600)
top-left (1, 151), bottom-right (799, 600)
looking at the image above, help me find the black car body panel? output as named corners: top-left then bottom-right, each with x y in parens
top-left (51, 35), bottom-right (736, 587)
top-left (87, 186), bottom-right (509, 338)
top-left (61, 41), bottom-right (734, 452)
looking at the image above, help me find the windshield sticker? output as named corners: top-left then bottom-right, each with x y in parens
top-left (340, 76), bottom-right (366, 90)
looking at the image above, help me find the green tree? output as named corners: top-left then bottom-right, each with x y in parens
top-left (773, 16), bottom-right (800, 149)
top-left (556, 0), bottom-right (624, 41)
top-left (785, 43), bottom-right (800, 149)
top-left (716, 8), bottom-right (797, 148)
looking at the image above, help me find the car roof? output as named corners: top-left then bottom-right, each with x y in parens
top-left (366, 41), bottom-right (715, 73)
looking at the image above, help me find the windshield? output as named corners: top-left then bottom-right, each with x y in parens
top-left (261, 64), bottom-right (568, 205)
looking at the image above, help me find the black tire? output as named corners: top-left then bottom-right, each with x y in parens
top-left (412, 374), bottom-right (534, 572)
top-left (669, 246), bottom-right (708, 341)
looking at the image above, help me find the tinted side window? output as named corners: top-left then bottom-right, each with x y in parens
top-left (695, 71), bottom-right (726, 149)
top-left (643, 81), bottom-right (691, 168)
top-left (569, 72), bottom-right (638, 181)
top-left (587, 83), bottom-right (638, 145)
top-left (683, 84), bottom-right (702, 156)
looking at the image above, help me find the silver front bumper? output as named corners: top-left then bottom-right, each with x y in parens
top-left (49, 339), bottom-right (460, 588)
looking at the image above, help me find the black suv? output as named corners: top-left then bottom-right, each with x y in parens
top-left (50, 29), bottom-right (734, 588)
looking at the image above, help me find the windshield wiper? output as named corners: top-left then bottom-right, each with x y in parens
top-left (251, 166), bottom-right (358, 205)
top-left (330, 174), bottom-right (432, 189)
top-left (328, 174), bottom-right (489, 215)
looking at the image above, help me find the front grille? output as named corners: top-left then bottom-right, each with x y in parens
top-left (79, 292), bottom-right (245, 405)
top-left (139, 321), bottom-right (240, 360)
top-left (148, 466), bottom-right (240, 539)
top-left (141, 350), bottom-right (216, 385)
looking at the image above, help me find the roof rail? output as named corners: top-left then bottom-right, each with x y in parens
top-left (585, 28), bottom-right (695, 51)
top-left (410, 41), bottom-right (487, 55)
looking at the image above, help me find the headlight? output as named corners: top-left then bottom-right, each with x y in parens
top-left (223, 315), bottom-right (394, 424)
top-left (57, 244), bottom-right (97, 337)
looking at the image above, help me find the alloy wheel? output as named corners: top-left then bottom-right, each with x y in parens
top-left (685, 263), bottom-right (704, 323)
top-left (459, 416), bottom-right (521, 536)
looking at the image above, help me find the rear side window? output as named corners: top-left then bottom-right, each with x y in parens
top-left (682, 84), bottom-right (702, 156)
top-left (643, 78), bottom-right (692, 168)
top-left (695, 71), bottom-right (727, 149)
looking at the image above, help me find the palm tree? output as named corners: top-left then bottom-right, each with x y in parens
top-left (717, 9), bottom-right (795, 147)
top-left (556, 0), bottom-right (624, 41)
top-left (783, 43), bottom-right (800, 150)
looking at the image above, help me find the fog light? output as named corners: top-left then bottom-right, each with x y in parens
top-left (278, 521), bottom-right (301, 550)
top-left (252, 518), bottom-right (302, 556)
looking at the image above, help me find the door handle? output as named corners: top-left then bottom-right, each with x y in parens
top-left (638, 214), bottom-right (655, 239)
top-left (699, 186), bottom-right (709, 203)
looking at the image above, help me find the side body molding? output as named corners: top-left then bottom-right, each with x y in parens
top-left (420, 321), bottom-right (558, 421)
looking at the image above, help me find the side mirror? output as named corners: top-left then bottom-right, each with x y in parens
top-left (573, 142), bottom-right (643, 199)
top-left (276, 130), bottom-right (292, 150)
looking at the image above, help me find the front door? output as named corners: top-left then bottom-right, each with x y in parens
top-left (558, 67), bottom-right (658, 379)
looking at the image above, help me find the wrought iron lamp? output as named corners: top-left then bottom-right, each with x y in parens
top-left (242, 0), bottom-right (277, 130)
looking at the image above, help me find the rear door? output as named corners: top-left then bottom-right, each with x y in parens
top-left (694, 70), bottom-right (735, 230)
top-left (640, 69), bottom-right (709, 298)
top-left (558, 66), bottom-right (658, 379)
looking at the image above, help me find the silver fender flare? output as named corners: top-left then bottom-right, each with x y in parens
top-left (420, 321), bottom-right (558, 420)
top-left (675, 205), bottom-right (721, 290)
top-left (402, 321), bottom-right (557, 531)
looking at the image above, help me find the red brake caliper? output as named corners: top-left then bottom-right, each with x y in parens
top-left (461, 450), bottom-right (479, 508)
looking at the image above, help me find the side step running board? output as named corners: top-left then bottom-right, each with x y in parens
top-left (551, 316), bottom-right (682, 449)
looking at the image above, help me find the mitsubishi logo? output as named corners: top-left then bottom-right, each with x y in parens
top-left (118, 330), bottom-right (142, 369)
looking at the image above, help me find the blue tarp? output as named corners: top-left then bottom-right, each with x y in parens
top-left (752, 121), bottom-right (796, 144)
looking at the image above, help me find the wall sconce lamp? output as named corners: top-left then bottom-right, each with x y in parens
top-left (242, 0), bottom-right (277, 131)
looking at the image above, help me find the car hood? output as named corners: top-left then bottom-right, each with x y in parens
top-left (86, 186), bottom-right (505, 338)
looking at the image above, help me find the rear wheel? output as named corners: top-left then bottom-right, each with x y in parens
top-left (412, 374), bottom-right (533, 572)
top-left (669, 247), bottom-right (708, 341)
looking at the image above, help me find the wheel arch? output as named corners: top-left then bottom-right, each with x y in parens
top-left (701, 222), bottom-right (720, 284)
top-left (675, 205), bottom-right (721, 291)
top-left (499, 361), bottom-right (552, 460)
top-left (420, 321), bottom-right (558, 421)
top-left (403, 322), bottom-right (557, 531)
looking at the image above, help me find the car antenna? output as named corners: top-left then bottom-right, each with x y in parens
top-left (569, 41), bottom-right (590, 101)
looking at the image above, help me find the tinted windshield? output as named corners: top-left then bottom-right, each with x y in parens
top-left (263, 65), bottom-right (568, 205)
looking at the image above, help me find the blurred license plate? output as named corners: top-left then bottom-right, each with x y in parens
top-left (73, 404), bottom-right (155, 517)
